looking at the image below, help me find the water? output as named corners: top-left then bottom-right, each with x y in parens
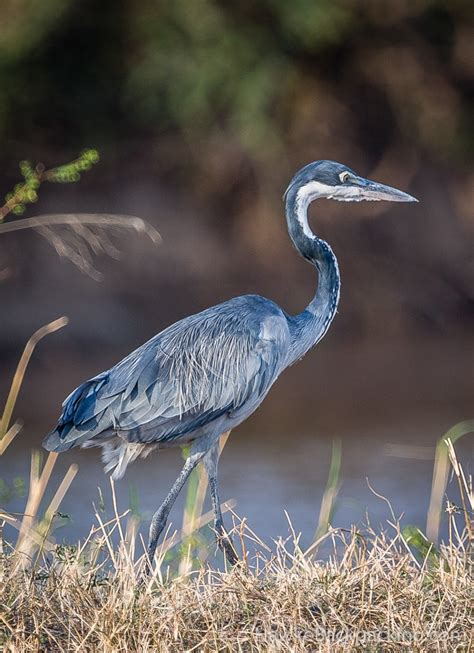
top-left (1, 337), bottom-right (472, 555)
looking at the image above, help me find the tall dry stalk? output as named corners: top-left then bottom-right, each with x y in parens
top-left (0, 318), bottom-right (80, 568)
top-left (0, 317), bottom-right (68, 444)
top-left (426, 420), bottom-right (474, 542)
top-left (313, 437), bottom-right (342, 542)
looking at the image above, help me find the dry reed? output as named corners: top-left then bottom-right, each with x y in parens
top-left (0, 457), bottom-right (472, 652)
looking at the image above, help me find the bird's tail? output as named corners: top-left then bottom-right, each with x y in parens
top-left (43, 373), bottom-right (110, 452)
top-left (43, 426), bottom-right (91, 452)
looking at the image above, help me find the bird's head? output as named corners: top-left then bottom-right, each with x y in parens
top-left (285, 160), bottom-right (418, 205)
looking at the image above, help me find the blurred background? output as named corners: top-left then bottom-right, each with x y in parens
top-left (0, 1), bottom-right (473, 547)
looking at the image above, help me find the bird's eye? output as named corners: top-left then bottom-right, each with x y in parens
top-left (339, 171), bottom-right (351, 183)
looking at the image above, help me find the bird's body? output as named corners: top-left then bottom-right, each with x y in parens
top-left (46, 294), bottom-right (291, 477)
top-left (44, 160), bottom-right (417, 566)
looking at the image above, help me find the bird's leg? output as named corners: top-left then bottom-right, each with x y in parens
top-left (146, 447), bottom-right (206, 571)
top-left (204, 436), bottom-right (238, 565)
top-left (209, 473), bottom-right (239, 565)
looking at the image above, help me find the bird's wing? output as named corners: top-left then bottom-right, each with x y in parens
top-left (43, 296), bottom-right (290, 451)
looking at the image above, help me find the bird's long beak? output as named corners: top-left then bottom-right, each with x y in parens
top-left (354, 176), bottom-right (418, 202)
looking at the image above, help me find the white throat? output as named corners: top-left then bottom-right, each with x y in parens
top-left (295, 180), bottom-right (368, 237)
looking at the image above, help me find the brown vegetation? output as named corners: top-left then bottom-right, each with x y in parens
top-left (1, 502), bottom-right (472, 651)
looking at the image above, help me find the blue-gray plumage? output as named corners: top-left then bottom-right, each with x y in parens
top-left (44, 160), bottom-right (417, 566)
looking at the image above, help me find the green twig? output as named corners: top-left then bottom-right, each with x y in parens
top-left (0, 149), bottom-right (100, 221)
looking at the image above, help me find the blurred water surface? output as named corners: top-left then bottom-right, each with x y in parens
top-left (1, 335), bottom-right (471, 553)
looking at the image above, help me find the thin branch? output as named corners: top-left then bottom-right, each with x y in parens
top-left (0, 213), bottom-right (161, 242)
top-left (0, 213), bottom-right (161, 277)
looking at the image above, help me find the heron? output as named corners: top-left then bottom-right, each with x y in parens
top-left (43, 160), bottom-right (417, 566)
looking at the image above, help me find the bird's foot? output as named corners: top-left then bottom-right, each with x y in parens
top-left (215, 523), bottom-right (239, 566)
top-left (143, 550), bottom-right (155, 577)
top-left (220, 537), bottom-right (239, 566)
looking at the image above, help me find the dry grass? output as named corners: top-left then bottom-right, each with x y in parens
top-left (0, 491), bottom-right (472, 652)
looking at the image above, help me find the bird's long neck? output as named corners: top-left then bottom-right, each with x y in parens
top-left (284, 185), bottom-right (341, 365)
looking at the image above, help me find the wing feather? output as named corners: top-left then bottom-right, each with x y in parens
top-left (43, 295), bottom-right (289, 451)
